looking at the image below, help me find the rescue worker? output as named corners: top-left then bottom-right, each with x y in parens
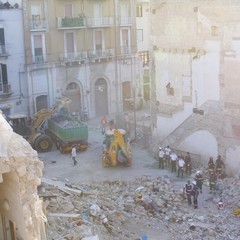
top-left (184, 180), bottom-right (192, 205)
top-left (158, 147), bottom-right (165, 169)
top-left (191, 181), bottom-right (199, 209)
top-left (184, 152), bottom-right (192, 175)
top-left (101, 116), bottom-right (107, 135)
top-left (218, 198), bottom-right (224, 210)
top-left (170, 151), bottom-right (177, 173)
top-left (164, 146), bottom-right (171, 168)
top-left (208, 157), bottom-right (215, 175)
top-left (209, 171), bottom-right (217, 193)
top-left (215, 155), bottom-right (225, 179)
top-left (71, 145), bottom-right (77, 166)
top-left (177, 156), bottom-right (185, 178)
top-left (194, 171), bottom-right (203, 194)
top-left (136, 193), bottom-right (161, 213)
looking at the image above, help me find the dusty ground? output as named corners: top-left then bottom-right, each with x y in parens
top-left (39, 120), bottom-right (240, 240)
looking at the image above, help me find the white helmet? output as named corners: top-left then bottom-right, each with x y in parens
top-left (159, 146), bottom-right (162, 150)
top-left (192, 181), bottom-right (196, 185)
top-left (196, 171), bottom-right (201, 175)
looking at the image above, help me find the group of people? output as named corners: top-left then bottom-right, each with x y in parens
top-left (207, 155), bottom-right (225, 193)
top-left (158, 146), bottom-right (192, 178)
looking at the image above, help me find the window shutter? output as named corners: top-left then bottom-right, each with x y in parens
top-left (1, 64), bottom-right (8, 84)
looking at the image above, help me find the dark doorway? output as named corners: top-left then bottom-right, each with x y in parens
top-left (36, 95), bottom-right (48, 112)
top-left (65, 82), bottom-right (81, 114)
top-left (95, 78), bottom-right (108, 117)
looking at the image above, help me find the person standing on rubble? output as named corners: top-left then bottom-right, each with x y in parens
top-left (164, 146), bottom-right (171, 168)
top-left (158, 147), bottom-right (165, 169)
top-left (71, 145), bottom-right (77, 166)
top-left (184, 152), bottom-right (192, 175)
top-left (184, 180), bottom-right (193, 205)
top-left (170, 151), bottom-right (177, 173)
top-left (191, 181), bottom-right (199, 209)
top-left (177, 155), bottom-right (185, 178)
top-left (209, 171), bottom-right (217, 194)
top-left (208, 157), bottom-right (215, 176)
top-left (194, 170), bottom-right (203, 194)
top-left (215, 155), bottom-right (225, 179)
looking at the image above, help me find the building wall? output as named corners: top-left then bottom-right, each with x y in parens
top-left (23, 0), bottom-right (139, 118)
top-left (0, 8), bottom-right (27, 117)
top-left (151, 0), bottom-right (240, 169)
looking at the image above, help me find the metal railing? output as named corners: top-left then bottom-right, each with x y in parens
top-left (57, 16), bottom-right (86, 29)
top-left (87, 17), bottom-right (114, 27)
top-left (30, 19), bottom-right (47, 30)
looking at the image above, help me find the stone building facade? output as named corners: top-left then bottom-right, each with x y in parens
top-left (22, 0), bottom-right (141, 119)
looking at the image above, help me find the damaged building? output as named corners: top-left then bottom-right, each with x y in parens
top-left (149, 0), bottom-right (240, 173)
top-left (0, 112), bottom-right (46, 240)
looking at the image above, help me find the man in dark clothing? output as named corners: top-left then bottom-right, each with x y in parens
top-left (194, 171), bottom-right (203, 193)
top-left (184, 180), bottom-right (192, 205)
top-left (184, 152), bottom-right (192, 175)
top-left (208, 157), bottom-right (215, 175)
top-left (209, 171), bottom-right (217, 193)
top-left (191, 181), bottom-right (199, 209)
top-left (215, 155), bottom-right (225, 179)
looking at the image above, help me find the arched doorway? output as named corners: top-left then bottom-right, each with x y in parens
top-left (65, 82), bottom-right (81, 113)
top-left (95, 78), bottom-right (108, 116)
top-left (36, 95), bottom-right (48, 112)
top-left (122, 81), bottom-right (131, 111)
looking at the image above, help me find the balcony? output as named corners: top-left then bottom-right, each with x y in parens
top-left (88, 48), bottom-right (114, 59)
top-left (30, 19), bottom-right (47, 31)
top-left (57, 16), bottom-right (86, 29)
top-left (87, 17), bottom-right (114, 27)
top-left (119, 17), bottom-right (134, 26)
top-left (120, 46), bottom-right (132, 55)
top-left (33, 55), bottom-right (47, 64)
top-left (59, 49), bottom-right (115, 63)
top-left (0, 84), bottom-right (12, 96)
top-left (59, 51), bottom-right (87, 62)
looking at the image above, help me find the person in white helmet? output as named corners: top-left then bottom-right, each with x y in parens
top-left (158, 147), bottom-right (165, 169)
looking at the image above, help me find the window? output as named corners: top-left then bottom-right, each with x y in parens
top-left (64, 4), bottom-right (73, 18)
top-left (0, 64), bottom-right (8, 92)
top-left (31, 5), bottom-right (41, 27)
top-left (166, 83), bottom-right (174, 96)
top-left (95, 30), bottom-right (103, 50)
top-left (137, 29), bottom-right (143, 42)
top-left (33, 35), bottom-right (44, 63)
top-left (136, 4), bottom-right (142, 17)
top-left (65, 32), bottom-right (76, 59)
top-left (0, 28), bottom-right (6, 54)
top-left (139, 51), bottom-right (149, 66)
top-left (121, 28), bottom-right (130, 54)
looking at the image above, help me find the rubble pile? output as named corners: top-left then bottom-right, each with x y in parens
top-left (42, 175), bottom-right (240, 240)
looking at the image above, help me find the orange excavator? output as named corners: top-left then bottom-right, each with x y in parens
top-left (102, 128), bottom-right (132, 167)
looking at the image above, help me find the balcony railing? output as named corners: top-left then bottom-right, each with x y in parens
top-left (59, 49), bottom-right (115, 62)
top-left (119, 17), bottom-right (134, 26)
top-left (30, 19), bottom-right (47, 30)
top-left (33, 55), bottom-right (47, 64)
top-left (57, 16), bottom-right (86, 29)
top-left (87, 17), bottom-right (114, 27)
top-left (88, 48), bottom-right (115, 58)
top-left (0, 84), bottom-right (11, 95)
top-left (120, 46), bottom-right (132, 55)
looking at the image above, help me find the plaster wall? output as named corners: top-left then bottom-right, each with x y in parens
top-left (0, 113), bottom-right (46, 240)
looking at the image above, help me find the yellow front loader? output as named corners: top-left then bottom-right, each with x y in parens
top-left (102, 129), bottom-right (132, 167)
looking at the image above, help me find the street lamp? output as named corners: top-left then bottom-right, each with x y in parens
top-left (133, 86), bottom-right (137, 140)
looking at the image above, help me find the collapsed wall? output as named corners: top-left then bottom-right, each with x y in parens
top-left (0, 112), bottom-right (47, 240)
